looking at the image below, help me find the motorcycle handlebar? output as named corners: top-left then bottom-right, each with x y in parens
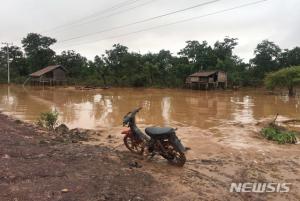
top-left (132, 107), bottom-right (142, 114)
top-left (123, 107), bottom-right (143, 126)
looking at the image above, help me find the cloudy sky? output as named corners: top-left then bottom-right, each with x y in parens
top-left (0, 0), bottom-right (299, 61)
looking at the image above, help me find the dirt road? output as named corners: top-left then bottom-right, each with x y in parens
top-left (0, 113), bottom-right (299, 201)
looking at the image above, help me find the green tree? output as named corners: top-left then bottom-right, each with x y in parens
top-left (279, 47), bottom-right (300, 67)
top-left (265, 66), bottom-right (300, 96)
top-left (179, 40), bottom-right (217, 70)
top-left (213, 37), bottom-right (238, 60)
top-left (104, 44), bottom-right (129, 85)
top-left (251, 40), bottom-right (281, 80)
top-left (0, 45), bottom-right (27, 83)
top-left (121, 52), bottom-right (144, 86)
top-left (0, 48), bottom-right (7, 83)
top-left (55, 50), bottom-right (88, 78)
top-left (21, 33), bottom-right (57, 72)
top-left (143, 61), bottom-right (159, 85)
top-left (156, 50), bottom-right (173, 85)
top-left (212, 37), bottom-right (240, 78)
top-left (8, 46), bottom-right (27, 76)
top-left (92, 55), bottom-right (108, 86)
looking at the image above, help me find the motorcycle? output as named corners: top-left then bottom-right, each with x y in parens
top-left (121, 107), bottom-right (186, 167)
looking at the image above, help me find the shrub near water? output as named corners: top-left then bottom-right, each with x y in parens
top-left (37, 110), bottom-right (59, 130)
top-left (261, 125), bottom-right (298, 144)
top-left (264, 66), bottom-right (300, 96)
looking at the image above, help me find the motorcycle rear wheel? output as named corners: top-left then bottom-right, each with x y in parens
top-left (169, 150), bottom-right (186, 167)
top-left (123, 135), bottom-right (144, 155)
top-left (161, 143), bottom-right (186, 167)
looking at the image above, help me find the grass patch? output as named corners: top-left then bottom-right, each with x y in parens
top-left (261, 124), bottom-right (298, 144)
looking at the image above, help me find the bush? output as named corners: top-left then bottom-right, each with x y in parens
top-left (261, 125), bottom-right (298, 144)
top-left (37, 110), bottom-right (59, 130)
top-left (264, 66), bottom-right (300, 96)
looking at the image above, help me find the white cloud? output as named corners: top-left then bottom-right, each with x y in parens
top-left (0, 0), bottom-right (299, 62)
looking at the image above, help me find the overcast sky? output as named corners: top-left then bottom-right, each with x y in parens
top-left (0, 0), bottom-right (299, 61)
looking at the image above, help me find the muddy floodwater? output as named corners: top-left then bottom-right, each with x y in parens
top-left (0, 85), bottom-right (299, 130)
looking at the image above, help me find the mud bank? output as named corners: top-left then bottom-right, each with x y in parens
top-left (0, 113), bottom-right (300, 201)
top-left (0, 113), bottom-right (165, 201)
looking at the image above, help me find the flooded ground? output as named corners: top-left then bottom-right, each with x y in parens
top-left (1, 85), bottom-right (300, 150)
top-left (1, 84), bottom-right (300, 151)
top-left (0, 85), bottom-right (299, 129)
top-left (1, 85), bottom-right (300, 200)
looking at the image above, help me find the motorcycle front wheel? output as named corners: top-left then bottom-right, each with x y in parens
top-left (123, 135), bottom-right (144, 155)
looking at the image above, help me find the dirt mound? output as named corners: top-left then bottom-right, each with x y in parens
top-left (53, 124), bottom-right (98, 143)
top-left (0, 114), bottom-right (165, 201)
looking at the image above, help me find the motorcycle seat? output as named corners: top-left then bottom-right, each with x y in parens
top-left (145, 127), bottom-right (174, 138)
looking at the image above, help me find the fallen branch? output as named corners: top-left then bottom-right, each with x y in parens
top-left (281, 119), bottom-right (300, 124)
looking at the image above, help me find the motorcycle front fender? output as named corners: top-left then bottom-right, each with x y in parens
top-left (121, 128), bottom-right (132, 136)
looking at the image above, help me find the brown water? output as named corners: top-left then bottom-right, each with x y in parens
top-left (0, 85), bottom-right (299, 130)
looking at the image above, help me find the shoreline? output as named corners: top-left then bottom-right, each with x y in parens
top-left (3, 83), bottom-right (300, 98)
top-left (1, 82), bottom-right (266, 90)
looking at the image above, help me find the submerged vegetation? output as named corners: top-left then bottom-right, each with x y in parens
top-left (261, 124), bottom-right (298, 144)
top-left (37, 110), bottom-right (59, 130)
top-left (0, 33), bottom-right (300, 88)
top-left (265, 66), bottom-right (300, 96)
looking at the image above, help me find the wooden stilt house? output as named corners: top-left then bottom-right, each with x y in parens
top-left (25, 65), bottom-right (68, 86)
top-left (186, 71), bottom-right (227, 89)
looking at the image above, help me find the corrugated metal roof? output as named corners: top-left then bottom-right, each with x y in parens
top-left (189, 71), bottom-right (218, 77)
top-left (30, 65), bottom-right (66, 77)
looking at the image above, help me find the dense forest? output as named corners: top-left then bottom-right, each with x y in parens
top-left (0, 33), bottom-right (300, 87)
